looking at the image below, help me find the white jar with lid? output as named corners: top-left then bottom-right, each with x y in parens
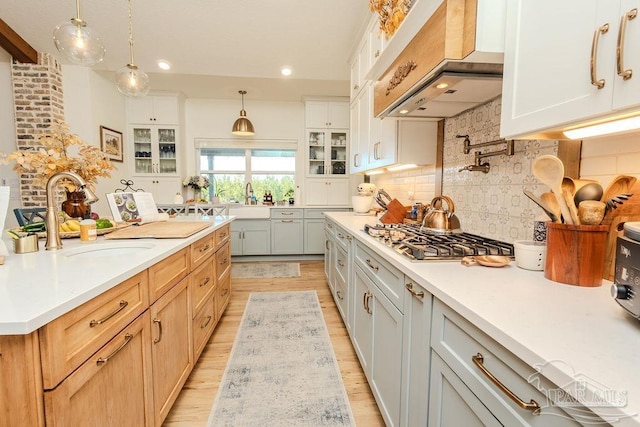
top-left (80, 219), bottom-right (97, 242)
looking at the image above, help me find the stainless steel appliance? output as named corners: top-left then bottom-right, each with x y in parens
top-left (612, 222), bottom-right (640, 319)
top-left (363, 223), bottom-right (514, 261)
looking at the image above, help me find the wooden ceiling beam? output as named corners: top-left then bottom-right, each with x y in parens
top-left (0, 18), bottom-right (38, 63)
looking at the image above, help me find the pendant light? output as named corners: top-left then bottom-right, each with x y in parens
top-left (53, 0), bottom-right (105, 66)
top-left (232, 90), bottom-right (255, 136)
top-left (114, 0), bottom-right (150, 97)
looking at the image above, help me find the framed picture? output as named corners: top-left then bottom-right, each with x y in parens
top-left (100, 126), bottom-right (124, 162)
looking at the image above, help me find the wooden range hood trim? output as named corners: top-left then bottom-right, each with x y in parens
top-left (0, 18), bottom-right (38, 63)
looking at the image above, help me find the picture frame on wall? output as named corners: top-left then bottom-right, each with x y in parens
top-left (100, 126), bottom-right (124, 162)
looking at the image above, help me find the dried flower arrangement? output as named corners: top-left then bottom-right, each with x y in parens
top-left (2, 121), bottom-right (115, 189)
top-left (369, 0), bottom-right (412, 38)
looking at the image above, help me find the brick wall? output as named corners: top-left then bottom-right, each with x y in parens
top-left (10, 52), bottom-right (64, 206)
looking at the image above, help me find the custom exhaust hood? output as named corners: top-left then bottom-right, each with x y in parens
top-left (381, 62), bottom-right (503, 118)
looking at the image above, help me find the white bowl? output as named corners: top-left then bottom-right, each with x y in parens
top-left (352, 195), bottom-right (372, 214)
top-left (513, 240), bottom-right (546, 271)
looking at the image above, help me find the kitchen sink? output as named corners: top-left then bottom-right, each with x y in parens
top-left (228, 205), bottom-right (271, 219)
top-left (63, 242), bottom-right (156, 259)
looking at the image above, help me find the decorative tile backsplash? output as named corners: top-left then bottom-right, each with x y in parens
top-left (372, 97), bottom-right (561, 243)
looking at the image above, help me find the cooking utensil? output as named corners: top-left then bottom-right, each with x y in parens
top-left (540, 192), bottom-right (561, 223)
top-left (421, 195), bottom-right (462, 233)
top-left (523, 190), bottom-right (558, 222)
top-left (562, 187), bottom-right (580, 225)
top-left (602, 193), bottom-right (633, 223)
top-left (461, 255), bottom-right (511, 267)
top-left (532, 155), bottom-right (573, 224)
top-left (578, 200), bottom-right (606, 225)
top-left (574, 182), bottom-right (604, 206)
top-left (601, 175), bottom-right (638, 203)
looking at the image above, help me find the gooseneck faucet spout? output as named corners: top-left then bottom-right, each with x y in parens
top-left (45, 171), bottom-right (99, 250)
top-left (245, 182), bottom-right (254, 205)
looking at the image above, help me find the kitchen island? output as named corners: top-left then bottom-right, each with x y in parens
top-left (325, 211), bottom-right (640, 427)
top-left (0, 216), bottom-right (233, 426)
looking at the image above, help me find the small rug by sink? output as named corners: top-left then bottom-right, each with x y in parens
top-left (207, 291), bottom-right (354, 426)
top-left (231, 262), bottom-right (300, 279)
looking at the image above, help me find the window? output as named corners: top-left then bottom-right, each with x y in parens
top-left (197, 142), bottom-right (296, 203)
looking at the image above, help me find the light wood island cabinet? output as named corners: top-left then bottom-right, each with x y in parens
top-left (0, 223), bottom-right (231, 427)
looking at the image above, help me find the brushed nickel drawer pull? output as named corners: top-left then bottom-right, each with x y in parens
top-left (374, 49), bottom-right (380, 58)
top-left (365, 259), bottom-right (379, 271)
top-left (281, 219), bottom-right (293, 223)
top-left (199, 276), bottom-right (211, 287)
top-left (346, 235), bottom-right (353, 242)
top-left (96, 333), bottom-right (133, 366)
top-left (280, 212), bottom-right (294, 215)
top-left (337, 259), bottom-right (344, 267)
top-left (153, 318), bottom-right (163, 344)
top-left (201, 315), bottom-right (212, 329)
top-left (363, 291), bottom-right (369, 312)
top-left (590, 23), bottom-right (609, 89)
top-left (336, 290), bottom-right (343, 300)
top-left (221, 288), bottom-right (229, 297)
top-left (89, 300), bottom-right (128, 327)
top-left (220, 257), bottom-right (228, 265)
top-left (472, 353), bottom-right (541, 414)
top-left (617, 8), bottom-right (637, 80)
top-left (199, 243), bottom-right (211, 253)
top-left (325, 240), bottom-right (329, 250)
top-left (406, 283), bottom-right (424, 299)
top-left (366, 292), bottom-right (373, 314)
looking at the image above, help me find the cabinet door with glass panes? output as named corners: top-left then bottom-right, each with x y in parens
top-left (307, 129), bottom-right (349, 177)
top-left (131, 125), bottom-right (179, 175)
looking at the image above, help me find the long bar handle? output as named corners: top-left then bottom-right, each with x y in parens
top-left (96, 333), bottom-right (133, 365)
top-left (472, 353), bottom-right (541, 414)
top-left (199, 276), bottom-right (211, 287)
top-left (365, 259), bottom-right (379, 271)
top-left (201, 315), bottom-right (212, 329)
top-left (617, 8), bottom-right (637, 80)
top-left (153, 318), bottom-right (163, 344)
top-left (590, 23), bottom-right (609, 89)
top-left (89, 300), bottom-right (128, 327)
top-left (406, 283), bottom-right (424, 299)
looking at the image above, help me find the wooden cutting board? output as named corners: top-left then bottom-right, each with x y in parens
top-left (105, 221), bottom-right (211, 239)
top-left (601, 180), bottom-right (640, 280)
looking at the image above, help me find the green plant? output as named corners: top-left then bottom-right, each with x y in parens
top-left (284, 189), bottom-right (294, 198)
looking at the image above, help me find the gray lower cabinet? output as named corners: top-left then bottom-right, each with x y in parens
top-left (304, 219), bottom-right (325, 254)
top-left (271, 219), bottom-right (304, 254)
top-left (230, 220), bottom-right (270, 256)
top-left (402, 278), bottom-right (432, 427)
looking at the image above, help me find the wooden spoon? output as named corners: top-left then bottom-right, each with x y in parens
top-left (540, 192), bottom-right (561, 223)
top-left (600, 175), bottom-right (638, 203)
top-left (532, 155), bottom-right (573, 224)
top-left (523, 190), bottom-right (558, 222)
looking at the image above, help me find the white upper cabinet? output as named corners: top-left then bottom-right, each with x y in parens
top-left (305, 101), bottom-right (350, 129)
top-left (127, 95), bottom-right (180, 125)
top-left (501, 0), bottom-right (640, 139)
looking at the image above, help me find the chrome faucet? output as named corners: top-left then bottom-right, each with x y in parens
top-left (245, 182), bottom-right (254, 205)
top-left (45, 171), bottom-right (99, 250)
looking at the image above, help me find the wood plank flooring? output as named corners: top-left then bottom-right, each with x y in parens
top-left (163, 260), bottom-right (385, 426)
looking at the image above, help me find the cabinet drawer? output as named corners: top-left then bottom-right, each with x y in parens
top-left (335, 244), bottom-right (348, 285)
top-left (149, 248), bottom-right (189, 302)
top-left (216, 243), bottom-right (231, 282)
top-left (39, 271), bottom-right (149, 390)
top-left (325, 219), bottom-right (337, 238)
top-left (334, 225), bottom-right (353, 251)
top-left (271, 208), bottom-right (304, 219)
top-left (43, 312), bottom-right (153, 427)
top-left (191, 233), bottom-right (215, 269)
top-left (192, 293), bottom-right (216, 361)
top-left (215, 224), bottom-right (230, 249)
top-left (432, 299), bottom-right (593, 426)
top-left (354, 242), bottom-right (404, 312)
top-left (216, 271), bottom-right (231, 317)
top-left (190, 255), bottom-right (215, 317)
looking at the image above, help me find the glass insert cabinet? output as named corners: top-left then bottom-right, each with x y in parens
top-left (132, 125), bottom-right (178, 175)
top-left (307, 129), bottom-right (349, 176)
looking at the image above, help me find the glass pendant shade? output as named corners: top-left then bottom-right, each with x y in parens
top-left (232, 91), bottom-right (255, 135)
top-left (115, 64), bottom-right (150, 97)
top-left (53, 18), bottom-right (105, 66)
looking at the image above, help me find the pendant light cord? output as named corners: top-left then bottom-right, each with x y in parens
top-left (127, 0), bottom-right (135, 66)
top-left (75, 0), bottom-right (81, 21)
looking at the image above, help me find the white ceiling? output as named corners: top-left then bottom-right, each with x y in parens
top-left (1, 0), bottom-right (372, 101)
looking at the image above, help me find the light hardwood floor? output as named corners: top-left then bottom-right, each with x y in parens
top-left (163, 260), bottom-right (385, 426)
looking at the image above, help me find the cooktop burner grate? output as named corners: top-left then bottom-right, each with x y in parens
top-left (363, 223), bottom-right (514, 261)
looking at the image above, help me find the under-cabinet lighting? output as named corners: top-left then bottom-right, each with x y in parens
top-left (399, 109), bottom-right (409, 115)
top-left (386, 164), bottom-right (418, 172)
top-left (365, 169), bottom-right (385, 176)
top-left (563, 115), bottom-right (640, 139)
top-left (435, 82), bottom-right (449, 89)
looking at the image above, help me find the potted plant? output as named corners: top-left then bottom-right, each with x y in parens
top-left (285, 189), bottom-right (295, 206)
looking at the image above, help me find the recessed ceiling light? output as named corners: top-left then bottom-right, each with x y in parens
top-left (157, 59), bottom-right (171, 71)
top-left (436, 82), bottom-right (449, 89)
top-left (281, 66), bottom-right (292, 76)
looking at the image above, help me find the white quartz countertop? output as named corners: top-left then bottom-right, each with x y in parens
top-left (0, 217), bottom-right (234, 335)
top-left (325, 211), bottom-right (640, 426)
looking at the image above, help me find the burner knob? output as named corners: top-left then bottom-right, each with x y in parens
top-left (611, 284), bottom-right (632, 300)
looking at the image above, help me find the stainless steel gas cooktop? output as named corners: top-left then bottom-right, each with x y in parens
top-left (363, 223), bottom-right (514, 261)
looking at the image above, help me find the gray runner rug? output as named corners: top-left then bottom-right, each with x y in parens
top-left (207, 291), bottom-right (354, 426)
top-left (231, 262), bottom-right (301, 279)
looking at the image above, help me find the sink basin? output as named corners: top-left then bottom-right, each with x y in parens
top-left (228, 205), bottom-right (271, 219)
top-left (63, 242), bottom-right (156, 259)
